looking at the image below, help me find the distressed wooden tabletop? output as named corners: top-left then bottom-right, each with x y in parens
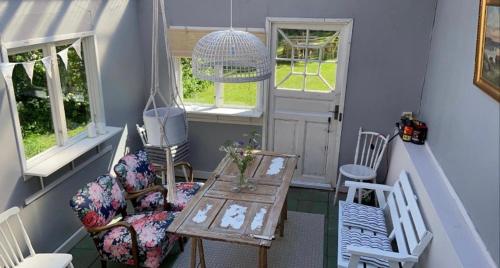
top-left (167, 150), bottom-right (298, 248)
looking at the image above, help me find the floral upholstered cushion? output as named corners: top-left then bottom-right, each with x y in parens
top-left (114, 150), bottom-right (156, 192)
top-left (70, 175), bottom-right (127, 229)
top-left (135, 182), bottom-right (203, 212)
top-left (95, 210), bottom-right (179, 268)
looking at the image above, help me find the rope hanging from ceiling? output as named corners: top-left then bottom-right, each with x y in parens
top-left (143, 0), bottom-right (187, 203)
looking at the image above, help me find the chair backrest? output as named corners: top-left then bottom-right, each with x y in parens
top-left (386, 171), bottom-right (432, 259)
top-left (0, 207), bottom-right (36, 267)
top-left (114, 150), bottom-right (156, 193)
top-left (70, 175), bottom-right (127, 229)
top-left (353, 127), bottom-right (389, 171)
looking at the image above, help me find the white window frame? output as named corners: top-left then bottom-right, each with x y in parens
top-left (169, 26), bottom-right (268, 125)
top-left (0, 32), bottom-right (107, 175)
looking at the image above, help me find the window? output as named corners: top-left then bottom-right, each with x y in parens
top-left (9, 50), bottom-right (57, 159)
top-left (56, 44), bottom-right (91, 139)
top-left (179, 57), bottom-right (261, 109)
top-left (5, 35), bottom-right (104, 169)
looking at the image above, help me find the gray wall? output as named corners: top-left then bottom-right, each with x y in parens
top-left (137, 0), bottom-right (438, 173)
top-left (0, 0), bottom-right (146, 252)
top-left (189, 122), bottom-right (261, 170)
top-left (419, 0), bottom-right (500, 263)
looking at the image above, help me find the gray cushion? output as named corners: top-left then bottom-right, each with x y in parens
top-left (342, 202), bottom-right (387, 235)
top-left (341, 226), bottom-right (392, 268)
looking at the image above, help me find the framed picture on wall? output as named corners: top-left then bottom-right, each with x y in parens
top-left (474, 0), bottom-right (500, 101)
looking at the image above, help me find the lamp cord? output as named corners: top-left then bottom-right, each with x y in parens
top-left (230, 0), bottom-right (233, 29)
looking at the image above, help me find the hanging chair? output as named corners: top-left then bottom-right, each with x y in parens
top-left (142, 0), bottom-right (187, 202)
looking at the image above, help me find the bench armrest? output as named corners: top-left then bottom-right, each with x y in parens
top-left (346, 245), bottom-right (418, 267)
top-left (345, 181), bottom-right (393, 207)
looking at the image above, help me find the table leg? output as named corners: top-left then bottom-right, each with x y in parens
top-left (259, 246), bottom-right (268, 268)
top-left (284, 197), bottom-right (288, 221)
top-left (190, 237), bottom-right (197, 268)
top-left (279, 208), bottom-right (285, 237)
top-left (197, 238), bottom-right (206, 268)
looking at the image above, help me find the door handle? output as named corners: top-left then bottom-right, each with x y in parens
top-left (329, 105), bottom-right (342, 122)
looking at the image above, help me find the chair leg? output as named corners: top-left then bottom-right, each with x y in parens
top-left (100, 260), bottom-right (107, 268)
top-left (373, 178), bottom-right (378, 207)
top-left (333, 172), bottom-right (342, 205)
top-left (357, 180), bottom-right (362, 204)
top-left (68, 263), bottom-right (74, 268)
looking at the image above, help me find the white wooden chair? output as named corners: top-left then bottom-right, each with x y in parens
top-left (0, 207), bottom-right (73, 268)
top-left (338, 171), bottom-right (432, 268)
top-left (334, 127), bottom-right (389, 205)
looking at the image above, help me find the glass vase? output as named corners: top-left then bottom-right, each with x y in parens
top-left (231, 171), bottom-right (256, 192)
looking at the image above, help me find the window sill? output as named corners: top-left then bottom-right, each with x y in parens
top-left (24, 126), bottom-right (122, 178)
top-left (185, 106), bottom-right (263, 125)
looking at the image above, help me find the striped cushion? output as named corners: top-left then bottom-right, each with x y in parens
top-left (341, 226), bottom-right (391, 268)
top-left (342, 202), bottom-right (387, 235)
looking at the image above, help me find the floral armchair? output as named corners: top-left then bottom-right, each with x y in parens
top-left (69, 175), bottom-right (181, 268)
top-left (113, 150), bottom-right (203, 212)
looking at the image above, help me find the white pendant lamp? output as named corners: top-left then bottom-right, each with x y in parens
top-left (192, 0), bottom-right (272, 83)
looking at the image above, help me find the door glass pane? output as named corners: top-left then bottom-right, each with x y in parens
top-left (275, 60), bottom-right (303, 90)
top-left (9, 50), bottom-right (56, 159)
top-left (180, 57), bottom-right (215, 106)
top-left (223, 82), bottom-right (257, 107)
top-left (280, 74), bottom-right (304, 90)
top-left (275, 28), bottom-right (339, 93)
top-left (56, 44), bottom-right (91, 138)
top-left (279, 29), bottom-right (307, 47)
top-left (306, 76), bottom-right (330, 92)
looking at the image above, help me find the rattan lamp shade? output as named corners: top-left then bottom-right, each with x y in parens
top-left (192, 29), bottom-right (272, 83)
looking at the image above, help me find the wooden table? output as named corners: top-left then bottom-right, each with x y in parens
top-left (167, 151), bottom-right (298, 268)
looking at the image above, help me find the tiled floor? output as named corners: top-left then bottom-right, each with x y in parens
top-left (69, 187), bottom-right (342, 268)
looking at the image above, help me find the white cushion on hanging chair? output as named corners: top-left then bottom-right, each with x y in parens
top-left (143, 107), bottom-right (187, 146)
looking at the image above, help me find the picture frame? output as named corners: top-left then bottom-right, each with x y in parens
top-left (474, 0), bottom-right (500, 101)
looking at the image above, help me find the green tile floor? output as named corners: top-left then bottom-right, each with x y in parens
top-left (69, 187), bottom-right (343, 268)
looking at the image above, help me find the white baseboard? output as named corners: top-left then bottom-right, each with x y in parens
top-left (291, 179), bottom-right (333, 190)
top-left (54, 227), bottom-right (87, 253)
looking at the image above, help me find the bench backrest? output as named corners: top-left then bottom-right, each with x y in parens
top-left (386, 171), bottom-right (432, 257)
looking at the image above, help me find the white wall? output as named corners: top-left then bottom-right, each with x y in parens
top-left (419, 0), bottom-right (500, 264)
top-left (0, 0), bottom-right (146, 251)
top-left (386, 138), bottom-right (496, 267)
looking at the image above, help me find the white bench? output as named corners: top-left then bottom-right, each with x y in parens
top-left (338, 170), bottom-right (432, 268)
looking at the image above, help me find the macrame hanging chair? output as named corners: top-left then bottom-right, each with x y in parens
top-left (143, 0), bottom-right (187, 203)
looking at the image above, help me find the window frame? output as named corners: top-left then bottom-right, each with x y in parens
top-left (0, 32), bottom-right (106, 173)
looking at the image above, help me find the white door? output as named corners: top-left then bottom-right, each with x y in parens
top-left (264, 18), bottom-right (352, 189)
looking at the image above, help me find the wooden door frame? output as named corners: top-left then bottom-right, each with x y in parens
top-left (262, 17), bottom-right (353, 189)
